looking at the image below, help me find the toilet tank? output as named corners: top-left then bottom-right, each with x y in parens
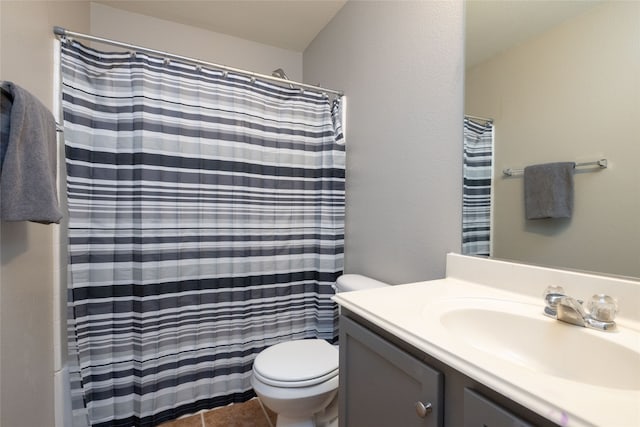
top-left (334, 274), bottom-right (389, 293)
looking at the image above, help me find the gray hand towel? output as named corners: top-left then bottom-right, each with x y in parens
top-left (0, 81), bottom-right (63, 224)
top-left (524, 162), bottom-right (575, 220)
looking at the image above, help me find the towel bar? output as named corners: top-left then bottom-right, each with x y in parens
top-left (503, 159), bottom-right (607, 177)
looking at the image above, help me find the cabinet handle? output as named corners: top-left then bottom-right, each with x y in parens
top-left (415, 401), bottom-right (433, 418)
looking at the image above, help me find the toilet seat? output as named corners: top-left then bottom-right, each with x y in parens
top-left (253, 339), bottom-right (338, 388)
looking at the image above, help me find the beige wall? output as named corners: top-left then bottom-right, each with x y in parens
top-left (90, 3), bottom-right (303, 81)
top-left (0, 2), bottom-right (90, 426)
top-left (304, 1), bottom-right (465, 284)
top-left (465, 1), bottom-right (640, 278)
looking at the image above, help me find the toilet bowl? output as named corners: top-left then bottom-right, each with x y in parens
top-left (251, 274), bottom-right (389, 427)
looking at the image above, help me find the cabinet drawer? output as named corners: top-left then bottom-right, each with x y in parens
top-left (340, 316), bottom-right (443, 427)
top-left (463, 388), bottom-right (533, 427)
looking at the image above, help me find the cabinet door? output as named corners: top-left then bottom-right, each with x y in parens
top-left (340, 316), bottom-right (443, 427)
top-left (463, 388), bottom-right (533, 427)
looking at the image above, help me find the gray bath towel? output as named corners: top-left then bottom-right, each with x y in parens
top-left (524, 162), bottom-right (575, 220)
top-left (0, 86), bottom-right (11, 169)
top-left (0, 81), bottom-right (62, 224)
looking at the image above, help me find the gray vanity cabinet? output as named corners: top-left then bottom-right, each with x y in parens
top-left (339, 313), bottom-right (558, 427)
top-left (339, 316), bottom-right (444, 427)
top-left (463, 388), bottom-right (533, 427)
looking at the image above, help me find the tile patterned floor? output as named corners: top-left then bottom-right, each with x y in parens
top-left (158, 398), bottom-right (277, 427)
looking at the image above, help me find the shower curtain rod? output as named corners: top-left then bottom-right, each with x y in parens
top-left (53, 26), bottom-right (344, 97)
top-left (465, 114), bottom-right (493, 123)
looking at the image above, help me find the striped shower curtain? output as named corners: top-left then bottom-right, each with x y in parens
top-left (61, 40), bottom-right (344, 427)
top-left (462, 117), bottom-right (493, 256)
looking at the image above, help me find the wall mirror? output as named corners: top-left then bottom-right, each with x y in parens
top-left (464, 0), bottom-right (640, 279)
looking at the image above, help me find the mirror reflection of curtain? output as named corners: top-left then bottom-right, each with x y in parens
top-left (462, 118), bottom-right (493, 256)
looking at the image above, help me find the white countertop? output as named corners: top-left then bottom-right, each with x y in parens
top-left (334, 269), bottom-right (640, 427)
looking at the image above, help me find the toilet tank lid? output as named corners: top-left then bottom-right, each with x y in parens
top-left (335, 274), bottom-right (389, 292)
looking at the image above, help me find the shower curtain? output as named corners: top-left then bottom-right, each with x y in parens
top-left (61, 40), bottom-right (345, 427)
top-left (462, 117), bottom-right (493, 256)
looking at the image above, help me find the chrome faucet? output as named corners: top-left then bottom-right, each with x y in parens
top-left (543, 286), bottom-right (618, 332)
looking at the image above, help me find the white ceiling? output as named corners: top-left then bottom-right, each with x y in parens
top-left (95, 0), bottom-right (347, 52)
top-left (95, 1), bottom-right (601, 64)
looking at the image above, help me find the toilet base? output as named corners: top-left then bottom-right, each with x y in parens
top-left (274, 412), bottom-right (338, 427)
top-left (313, 393), bottom-right (338, 427)
top-left (273, 395), bottom-right (338, 427)
top-left (276, 415), bottom-right (315, 427)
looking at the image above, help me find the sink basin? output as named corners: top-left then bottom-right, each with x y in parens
top-left (427, 298), bottom-right (640, 390)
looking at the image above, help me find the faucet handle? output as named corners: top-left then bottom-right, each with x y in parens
top-left (543, 285), bottom-right (565, 317)
top-left (587, 294), bottom-right (618, 322)
top-left (543, 285), bottom-right (565, 298)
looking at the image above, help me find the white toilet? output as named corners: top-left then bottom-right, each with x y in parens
top-left (250, 274), bottom-right (389, 427)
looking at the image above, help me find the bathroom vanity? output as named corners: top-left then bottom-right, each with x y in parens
top-left (339, 315), bottom-right (552, 426)
top-left (334, 254), bottom-right (640, 427)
